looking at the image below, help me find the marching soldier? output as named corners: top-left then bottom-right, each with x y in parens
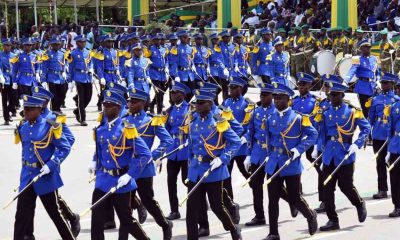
top-left (220, 30), bottom-right (235, 81)
top-left (68, 35), bottom-right (94, 126)
top-left (386, 90), bottom-right (400, 217)
top-left (11, 37), bottom-right (40, 98)
top-left (146, 33), bottom-right (168, 114)
top-left (166, 34), bottom-right (179, 84)
top-left (192, 33), bottom-right (209, 88)
top-left (89, 90), bottom-right (150, 240)
top-left (13, 95), bottom-right (75, 240)
top-left (126, 43), bottom-right (151, 93)
top-left (366, 72), bottom-right (399, 199)
top-left (263, 83), bottom-right (318, 240)
top-left (41, 36), bottom-right (69, 112)
top-left (232, 32), bottom-right (251, 95)
top-left (176, 30), bottom-right (196, 100)
top-left (123, 87), bottom-right (174, 240)
top-left (379, 28), bottom-right (395, 73)
top-left (164, 82), bottom-right (191, 220)
top-left (222, 77), bottom-right (251, 199)
top-left (252, 28), bottom-right (273, 83)
top-left (345, 39), bottom-right (380, 120)
top-left (243, 83), bottom-right (298, 226)
top-left (316, 82), bottom-right (370, 231)
top-left (26, 86), bottom-right (81, 238)
top-left (0, 38), bottom-right (16, 125)
top-left (94, 35), bottom-right (121, 109)
top-left (185, 89), bottom-right (243, 240)
top-left (266, 37), bottom-right (291, 86)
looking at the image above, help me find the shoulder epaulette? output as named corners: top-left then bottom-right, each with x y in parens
top-left (252, 46), bottom-right (260, 53)
top-left (365, 97), bottom-right (372, 108)
top-left (151, 115), bottom-right (165, 126)
top-left (219, 105), bottom-right (235, 121)
top-left (9, 55), bottom-right (19, 64)
top-left (14, 128), bottom-right (21, 144)
top-left (214, 114), bottom-right (231, 133)
top-left (55, 113), bottom-right (67, 124)
top-left (123, 121), bottom-right (139, 139)
top-left (46, 119), bottom-right (62, 139)
top-left (351, 56), bottom-right (360, 65)
top-left (301, 114), bottom-right (312, 127)
top-left (96, 112), bottom-right (103, 123)
top-left (266, 53), bottom-right (273, 61)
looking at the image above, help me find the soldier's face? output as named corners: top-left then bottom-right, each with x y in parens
top-left (234, 37), bottom-right (243, 45)
top-left (262, 34), bottom-right (271, 42)
top-left (23, 44), bottom-right (32, 52)
top-left (222, 36), bottom-right (230, 43)
top-left (24, 107), bottom-right (41, 122)
top-left (229, 85), bottom-right (242, 98)
top-left (170, 39), bottom-right (178, 46)
top-left (103, 102), bottom-right (121, 120)
top-left (133, 48), bottom-right (142, 57)
top-left (170, 91), bottom-right (185, 104)
top-left (195, 38), bottom-right (203, 45)
top-left (360, 46), bottom-right (371, 55)
top-left (77, 40), bottom-right (86, 49)
top-left (211, 38), bottom-right (219, 45)
top-left (195, 100), bottom-right (212, 115)
top-left (180, 36), bottom-right (189, 44)
top-left (51, 43), bottom-right (60, 51)
top-left (260, 92), bottom-right (272, 107)
top-left (298, 81), bottom-right (311, 95)
top-left (395, 85), bottom-right (400, 96)
top-left (128, 98), bottom-right (145, 113)
top-left (329, 91), bottom-right (344, 106)
top-left (275, 44), bottom-right (283, 52)
top-left (104, 40), bottom-right (113, 48)
top-left (3, 44), bottom-right (11, 52)
top-left (273, 94), bottom-right (289, 111)
top-left (381, 81), bottom-right (393, 92)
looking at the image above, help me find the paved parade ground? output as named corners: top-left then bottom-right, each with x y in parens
top-left (0, 87), bottom-right (398, 240)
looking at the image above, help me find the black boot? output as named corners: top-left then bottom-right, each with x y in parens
top-left (290, 204), bottom-right (298, 218)
top-left (245, 217), bottom-right (266, 226)
top-left (319, 220), bottom-right (340, 231)
top-left (229, 202), bottom-right (240, 224)
top-left (23, 235), bottom-right (35, 240)
top-left (230, 225), bottom-right (242, 240)
top-left (389, 208), bottom-right (400, 218)
top-left (73, 109), bottom-right (80, 123)
top-left (166, 211), bottom-right (181, 220)
top-left (315, 202), bottom-right (326, 213)
top-left (103, 220), bottom-right (116, 230)
top-left (307, 210), bottom-right (318, 235)
top-left (137, 203), bottom-right (147, 224)
top-left (198, 227), bottom-right (210, 237)
top-left (372, 191), bottom-right (388, 199)
top-left (162, 220), bottom-right (173, 240)
top-left (357, 201), bottom-right (367, 223)
top-left (263, 234), bottom-right (280, 240)
top-left (70, 213), bottom-right (81, 237)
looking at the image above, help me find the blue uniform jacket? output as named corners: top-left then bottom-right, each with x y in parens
top-left (147, 45), bottom-right (167, 81)
top-left (388, 101), bottom-right (400, 154)
top-left (167, 45), bottom-right (178, 78)
top-left (266, 51), bottom-right (291, 86)
top-left (96, 48), bottom-right (119, 83)
top-left (17, 116), bottom-right (71, 195)
top-left (232, 44), bottom-right (249, 78)
top-left (177, 43), bottom-right (195, 82)
top-left (265, 108), bottom-right (318, 176)
top-left (126, 56), bottom-right (150, 93)
top-left (0, 51), bottom-right (13, 85)
top-left (208, 45), bottom-right (226, 78)
top-left (123, 111), bottom-right (173, 178)
top-left (220, 42), bottom-right (235, 72)
top-left (193, 45), bottom-right (208, 81)
top-left (68, 48), bottom-right (93, 83)
top-left (41, 50), bottom-right (67, 84)
top-left (93, 117), bottom-right (152, 193)
top-left (318, 103), bottom-right (371, 166)
top-left (188, 113), bottom-right (241, 183)
top-left (345, 55), bottom-right (380, 96)
top-left (369, 91), bottom-right (399, 141)
top-left (165, 101), bottom-right (190, 161)
top-left (252, 41), bottom-right (273, 76)
top-left (12, 51), bottom-right (39, 86)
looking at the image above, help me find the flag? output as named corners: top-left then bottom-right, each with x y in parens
top-left (159, 10), bottom-right (211, 24)
top-left (128, 0), bottom-right (149, 24)
top-left (218, 0), bottom-right (241, 28)
top-left (331, 0), bottom-right (358, 29)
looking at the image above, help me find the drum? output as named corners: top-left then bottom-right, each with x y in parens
top-left (335, 57), bottom-right (356, 83)
top-left (310, 50), bottom-right (336, 76)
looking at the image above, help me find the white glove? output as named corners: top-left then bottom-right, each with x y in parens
top-left (210, 157), bottom-right (223, 171)
top-left (165, 67), bottom-right (170, 75)
top-left (0, 75), bottom-right (5, 84)
top-left (175, 76), bottom-right (181, 82)
top-left (376, 81), bottom-right (381, 90)
top-left (41, 82), bottom-right (48, 89)
top-left (128, 83), bottom-right (134, 88)
top-left (247, 66), bottom-right (252, 75)
top-left (234, 65), bottom-right (240, 73)
top-left (89, 68), bottom-right (94, 75)
top-left (12, 82), bottom-right (18, 90)
top-left (146, 77), bottom-right (152, 84)
top-left (62, 71), bottom-right (67, 80)
top-left (100, 78), bottom-right (106, 85)
top-left (117, 174), bottom-right (132, 189)
top-left (253, 75), bottom-right (261, 84)
top-left (241, 136), bottom-right (247, 145)
top-left (348, 143), bottom-right (359, 155)
top-left (116, 70), bottom-right (121, 77)
top-left (39, 164), bottom-right (50, 177)
top-left (88, 161), bottom-right (97, 174)
top-left (207, 67), bottom-right (211, 75)
top-left (311, 145), bottom-right (318, 159)
top-left (290, 148), bottom-right (300, 159)
top-left (385, 153), bottom-right (391, 164)
top-left (120, 80), bottom-right (127, 87)
top-left (191, 64), bottom-right (197, 72)
top-left (35, 73), bottom-right (40, 82)
top-left (223, 68), bottom-right (229, 77)
top-left (244, 156), bottom-right (251, 171)
top-left (68, 81), bottom-right (75, 92)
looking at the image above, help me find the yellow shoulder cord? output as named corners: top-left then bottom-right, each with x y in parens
top-left (32, 128), bottom-right (54, 166)
top-left (202, 130), bottom-right (226, 159)
top-left (336, 109), bottom-right (356, 149)
top-left (280, 115), bottom-right (301, 155)
top-left (107, 132), bottom-right (133, 169)
top-left (178, 111), bottom-right (190, 145)
top-left (138, 120), bottom-right (153, 137)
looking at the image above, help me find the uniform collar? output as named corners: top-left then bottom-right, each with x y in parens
top-left (333, 103), bottom-right (345, 111)
top-left (30, 116), bottom-right (43, 126)
top-left (300, 93), bottom-right (310, 99)
top-left (108, 117), bottom-right (120, 128)
top-left (278, 107), bottom-right (290, 117)
top-left (382, 90), bottom-right (393, 96)
top-left (131, 109), bottom-right (146, 118)
top-left (200, 112), bottom-right (212, 122)
top-left (231, 95), bottom-right (243, 102)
